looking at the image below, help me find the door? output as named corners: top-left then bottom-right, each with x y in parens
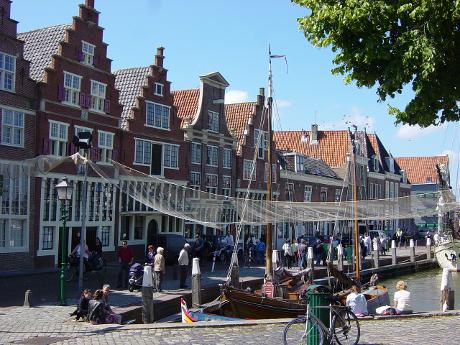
top-left (147, 219), bottom-right (158, 247)
top-left (150, 144), bottom-right (162, 175)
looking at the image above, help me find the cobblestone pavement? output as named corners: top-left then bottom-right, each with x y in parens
top-left (1, 305), bottom-right (459, 345)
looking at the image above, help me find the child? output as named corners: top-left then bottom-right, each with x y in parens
top-left (70, 289), bottom-right (92, 321)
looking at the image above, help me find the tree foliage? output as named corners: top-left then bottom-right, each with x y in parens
top-left (293, 0), bottom-right (460, 127)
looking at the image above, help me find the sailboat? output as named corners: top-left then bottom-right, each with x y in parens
top-left (433, 164), bottom-right (460, 269)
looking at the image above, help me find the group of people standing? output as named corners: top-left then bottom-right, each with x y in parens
top-left (281, 235), bottom-right (328, 269)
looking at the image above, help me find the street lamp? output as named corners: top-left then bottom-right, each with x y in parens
top-left (56, 177), bottom-right (73, 306)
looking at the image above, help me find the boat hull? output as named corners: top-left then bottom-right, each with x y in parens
top-left (363, 286), bottom-right (390, 315)
top-left (435, 239), bottom-right (460, 269)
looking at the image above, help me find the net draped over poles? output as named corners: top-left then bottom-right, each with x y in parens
top-left (29, 153), bottom-right (460, 227)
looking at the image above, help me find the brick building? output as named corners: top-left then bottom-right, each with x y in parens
top-left (18, 0), bottom-right (123, 267)
top-left (0, 0), bottom-right (37, 270)
top-left (114, 47), bottom-right (187, 251)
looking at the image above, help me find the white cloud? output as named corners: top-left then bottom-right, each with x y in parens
top-left (319, 106), bottom-right (375, 131)
top-left (225, 90), bottom-right (248, 104)
top-left (396, 124), bottom-right (444, 139)
top-left (275, 99), bottom-right (292, 108)
top-left (441, 149), bottom-right (460, 161)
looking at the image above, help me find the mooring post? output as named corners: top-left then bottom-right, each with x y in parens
top-left (141, 265), bottom-right (154, 323)
top-left (192, 258), bottom-right (202, 308)
top-left (409, 239), bottom-right (416, 263)
top-left (23, 290), bottom-right (33, 308)
top-left (337, 243), bottom-right (344, 271)
top-left (273, 249), bottom-right (280, 269)
top-left (391, 240), bottom-right (397, 265)
top-left (426, 237), bottom-right (432, 260)
top-left (373, 241), bottom-right (380, 268)
top-left (307, 246), bottom-right (314, 280)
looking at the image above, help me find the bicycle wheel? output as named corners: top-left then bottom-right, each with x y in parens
top-left (64, 265), bottom-right (74, 282)
top-left (332, 309), bottom-right (360, 345)
top-left (283, 316), bottom-right (324, 345)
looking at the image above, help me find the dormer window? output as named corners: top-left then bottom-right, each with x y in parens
top-left (154, 83), bottom-right (164, 96)
top-left (385, 156), bottom-right (395, 173)
top-left (208, 111), bottom-right (219, 133)
top-left (401, 170), bottom-right (407, 184)
top-left (373, 156), bottom-right (379, 172)
top-left (426, 176), bottom-right (433, 183)
top-left (0, 52), bottom-right (16, 92)
top-left (82, 41), bottom-right (95, 66)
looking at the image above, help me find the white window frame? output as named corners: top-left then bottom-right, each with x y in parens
top-left (0, 52), bottom-right (16, 92)
top-left (320, 187), bottom-right (328, 202)
top-left (208, 110), bottom-right (219, 133)
top-left (63, 71), bottom-right (81, 106)
top-left (190, 171), bottom-right (201, 199)
top-left (0, 219), bottom-right (27, 252)
top-left (145, 101), bottom-right (170, 130)
top-left (1, 108), bottom-right (24, 147)
top-left (163, 143), bottom-right (179, 169)
top-left (369, 182), bottom-right (374, 199)
top-left (82, 41), bottom-right (95, 66)
top-left (304, 185), bottom-right (312, 202)
top-left (134, 138), bottom-right (152, 166)
top-left (98, 130), bottom-right (114, 164)
top-left (206, 145), bottom-right (219, 167)
top-left (223, 148), bottom-right (232, 169)
top-left (254, 129), bottom-right (267, 159)
top-left (335, 188), bottom-right (341, 202)
top-left (286, 183), bottom-right (294, 201)
top-left (206, 173), bottom-right (218, 197)
top-left (191, 142), bottom-right (201, 165)
top-left (49, 120), bottom-right (69, 157)
top-left (154, 83), bottom-right (164, 96)
top-left (90, 80), bottom-right (107, 113)
top-left (243, 159), bottom-right (255, 181)
top-left (222, 175), bottom-right (231, 197)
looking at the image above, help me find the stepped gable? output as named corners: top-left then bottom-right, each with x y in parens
top-left (114, 66), bottom-right (150, 122)
top-left (273, 130), bottom-right (351, 168)
top-left (224, 102), bottom-right (256, 154)
top-left (395, 155), bottom-right (449, 184)
top-left (172, 88), bottom-right (200, 127)
top-left (18, 24), bottom-right (71, 82)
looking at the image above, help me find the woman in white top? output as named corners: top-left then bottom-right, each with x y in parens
top-left (346, 285), bottom-right (368, 317)
top-left (393, 280), bottom-right (412, 314)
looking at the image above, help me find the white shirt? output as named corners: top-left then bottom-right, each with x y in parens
top-left (394, 290), bottom-right (411, 311)
top-left (178, 249), bottom-right (189, 266)
top-left (441, 267), bottom-right (453, 291)
top-left (346, 292), bottom-right (368, 315)
top-left (364, 236), bottom-right (371, 247)
top-left (75, 244), bottom-right (89, 259)
top-left (225, 235), bottom-right (234, 246)
top-left (282, 243), bottom-right (293, 256)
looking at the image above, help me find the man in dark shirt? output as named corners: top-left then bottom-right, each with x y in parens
top-left (117, 241), bottom-right (134, 289)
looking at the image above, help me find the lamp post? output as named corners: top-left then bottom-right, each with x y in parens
top-left (56, 177), bottom-right (73, 306)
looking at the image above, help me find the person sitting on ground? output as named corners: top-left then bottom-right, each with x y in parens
top-left (88, 289), bottom-right (107, 325)
top-left (346, 285), bottom-right (368, 317)
top-left (393, 280), bottom-right (412, 314)
top-left (145, 244), bottom-right (156, 265)
top-left (101, 284), bottom-right (122, 324)
top-left (70, 288), bottom-right (92, 321)
top-left (154, 247), bottom-right (166, 292)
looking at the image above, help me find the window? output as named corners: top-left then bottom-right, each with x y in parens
top-left (374, 184), bottom-right (379, 199)
top-left (272, 164), bottom-right (277, 183)
top-left (64, 72), bottom-right (81, 105)
top-left (42, 226), bottom-right (53, 250)
top-left (81, 41), bottom-right (95, 65)
top-left (134, 216), bottom-right (144, 240)
top-left (207, 145), bottom-right (218, 166)
top-left (254, 129), bottom-right (267, 159)
top-left (191, 142), bottom-right (201, 164)
top-left (223, 148), bottom-right (231, 169)
top-left (190, 171), bottom-right (201, 198)
top-left (286, 183), bottom-right (294, 201)
top-left (0, 219), bottom-right (25, 248)
top-left (98, 131), bottom-right (114, 163)
top-left (369, 182), bottom-right (374, 199)
top-left (163, 144), bottom-right (179, 168)
top-left (206, 174), bottom-right (218, 196)
top-left (101, 226), bottom-right (110, 246)
top-left (208, 111), bottom-right (219, 132)
top-left (264, 163), bottom-right (269, 182)
top-left (154, 83), bottom-right (164, 96)
top-left (373, 156), bottom-right (379, 172)
top-left (320, 187), bottom-right (328, 202)
top-left (146, 102), bottom-right (170, 129)
top-left (1, 109), bottom-right (23, 147)
top-left (426, 176), bottom-right (433, 183)
top-left (74, 126), bottom-right (92, 158)
top-left (222, 176), bottom-right (231, 197)
top-left (304, 185), bottom-right (312, 202)
top-left (243, 160), bottom-right (255, 180)
top-left (90, 80), bottom-right (106, 112)
top-left (49, 121), bottom-right (68, 156)
top-left (335, 189), bottom-right (342, 202)
top-left (0, 220), bottom-right (5, 247)
top-left (134, 139), bottom-right (151, 165)
top-left (0, 52), bottom-right (16, 92)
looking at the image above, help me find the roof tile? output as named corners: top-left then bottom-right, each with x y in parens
top-left (114, 67), bottom-right (150, 121)
top-left (224, 102), bottom-right (256, 154)
top-left (172, 89), bottom-right (200, 127)
top-left (395, 156), bottom-right (449, 184)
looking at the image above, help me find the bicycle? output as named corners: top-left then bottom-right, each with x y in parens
top-left (64, 254), bottom-right (107, 282)
top-left (283, 297), bottom-right (360, 345)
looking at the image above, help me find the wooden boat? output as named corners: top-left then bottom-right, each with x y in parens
top-left (181, 298), bottom-right (241, 323)
top-left (435, 237), bottom-right (460, 269)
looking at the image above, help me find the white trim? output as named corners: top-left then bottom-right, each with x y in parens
top-left (367, 172), bottom-right (385, 180)
top-left (74, 125), bottom-right (93, 133)
top-left (206, 144), bottom-right (219, 167)
top-left (385, 172), bottom-right (402, 181)
top-left (0, 103), bottom-right (35, 116)
top-left (154, 83), bottom-right (164, 96)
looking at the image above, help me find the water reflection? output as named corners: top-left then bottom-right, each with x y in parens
top-left (381, 268), bottom-right (460, 312)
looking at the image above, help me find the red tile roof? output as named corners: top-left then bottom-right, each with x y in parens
top-left (224, 102), bottom-right (256, 154)
top-left (395, 156), bottom-right (449, 184)
top-left (273, 130), bottom-right (351, 168)
top-left (172, 89), bottom-right (200, 127)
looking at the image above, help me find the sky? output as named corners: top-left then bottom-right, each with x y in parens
top-left (11, 0), bottom-right (460, 191)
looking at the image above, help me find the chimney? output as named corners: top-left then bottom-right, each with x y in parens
top-left (85, 0), bottom-right (95, 8)
top-left (79, 0), bottom-right (99, 24)
top-left (155, 47), bottom-right (165, 68)
top-left (257, 87), bottom-right (265, 106)
top-left (311, 123), bottom-right (318, 142)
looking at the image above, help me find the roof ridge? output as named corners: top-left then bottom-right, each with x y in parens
top-left (172, 88), bottom-right (199, 94)
top-left (225, 101), bottom-right (257, 106)
top-left (395, 155), bottom-right (448, 159)
top-left (18, 23), bottom-right (71, 35)
top-left (114, 66), bottom-right (150, 74)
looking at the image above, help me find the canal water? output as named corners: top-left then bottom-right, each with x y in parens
top-left (381, 267), bottom-right (460, 312)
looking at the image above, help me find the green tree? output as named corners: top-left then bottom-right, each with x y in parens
top-left (293, 0), bottom-right (460, 127)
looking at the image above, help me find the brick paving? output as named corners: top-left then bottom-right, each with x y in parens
top-left (0, 304), bottom-right (458, 345)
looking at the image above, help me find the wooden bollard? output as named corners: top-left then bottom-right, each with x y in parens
top-left (409, 239), bottom-right (416, 263)
top-left (141, 265), bottom-right (154, 323)
top-left (373, 242), bottom-right (380, 268)
top-left (307, 247), bottom-right (314, 281)
top-left (391, 240), bottom-right (397, 265)
top-left (426, 238), bottom-right (432, 260)
top-left (337, 244), bottom-right (344, 271)
top-left (23, 289), bottom-right (33, 308)
top-left (192, 258), bottom-right (202, 308)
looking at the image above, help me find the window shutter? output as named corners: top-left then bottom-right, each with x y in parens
top-left (79, 92), bottom-right (87, 108)
top-left (85, 94), bottom-right (92, 108)
top-left (57, 84), bottom-right (65, 102)
top-left (103, 99), bottom-right (110, 113)
top-left (92, 147), bottom-right (101, 161)
top-left (43, 138), bottom-right (50, 155)
top-left (77, 50), bottom-right (83, 62)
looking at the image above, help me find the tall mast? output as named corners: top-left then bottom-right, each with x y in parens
top-left (351, 128), bottom-right (360, 280)
top-left (265, 47), bottom-right (274, 279)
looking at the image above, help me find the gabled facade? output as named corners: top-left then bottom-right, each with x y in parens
top-left (0, 0), bottom-right (37, 270)
top-left (173, 73), bottom-right (236, 240)
top-left (19, 0), bottom-right (123, 267)
top-left (114, 47), bottom-right (187, 250)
